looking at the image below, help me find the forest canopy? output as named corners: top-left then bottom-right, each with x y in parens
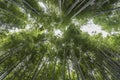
top-left (0, 0), bottom-right (120, 80)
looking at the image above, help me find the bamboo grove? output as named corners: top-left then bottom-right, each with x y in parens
top-left (0, 0), bottom-right (120, 80)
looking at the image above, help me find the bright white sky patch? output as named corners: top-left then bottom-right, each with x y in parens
top-left (54, 29), bottom-right (63, 37)
top-left (9, 24), bottom-right (31, 33)
top-left (9, 28), bottom-right (20, 33)
top-left (38, 2), bottom-right (47, 13)
top-left (9, 19), bottom-right (110, 38)
top-left (81, 19), bottom-right (108, 37)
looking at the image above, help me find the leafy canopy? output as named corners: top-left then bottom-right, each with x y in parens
top-left (0, 0), bottom-right (120, 80)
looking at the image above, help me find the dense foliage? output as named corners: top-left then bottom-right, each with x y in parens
top-left (0, 0), bottom-right (120, 80)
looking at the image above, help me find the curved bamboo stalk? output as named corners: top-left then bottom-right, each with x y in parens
top-left (93, 6), bottom-right (120, 18)
top-left (72, 0), bottom-right (95, 18)
top-left (70, 50), bottom-right (85, 80)
top-left (66, 0), bottom-right (80, 15)
top-left (67, 58), bottom-right (71, 80)
top-left (83, 58), bottom-right (95, 80)
top-left (10, 64), bottom-right (24, 80)
top-left (58, 0), bottom-right (62, 21)
top-left (37, 59), bottom-right (48, 80)
top-left (76, 0), bottom-right (86, 9)
top-left (62, 49), bottom-right (66, 80)
top-left (17, 55), bottom-right (32, 80)
top-left (104, 61), bottom-right (120, 80)
top-left (52, 52), bottom-right (58, 80)
top-left (31, 54), bottom-right (45, 80)
top-left (0, 54), bottom-right (28, 80)
top-left (6, 0), bottom-right (24, 9)
top-left (99, 48), bottom-right (120, 69)
top-left (0, 9), bottom-right (26, 26)
top-left (0, 45), bottom-right (22, 64)
top-left (97, 48), bottom-right (120, 79)
top-left (22, 0), bottom-right (41, 16)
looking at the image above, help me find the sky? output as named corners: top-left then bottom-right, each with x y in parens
top-left (80, 19), bottom-right (108, 37)
top-left (9, 2), bottom-right (110, 37)
top-left (9, 19), bottom-right (109, 38)
top-left (38, 1), bottom-right (109, 37)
